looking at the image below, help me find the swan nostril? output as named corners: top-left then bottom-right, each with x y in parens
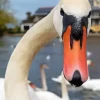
top-left (69, 70), bottom-right (83, 87)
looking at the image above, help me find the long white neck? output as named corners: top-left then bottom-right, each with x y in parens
top-left (40, 67), bottom-right (48, 91)
top-left (4, 7), bottom-right (58, 100)
top-left (61, 74), bottom-right (69, 100)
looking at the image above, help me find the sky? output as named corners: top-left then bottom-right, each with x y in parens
top-left (10, 0), bottom-right (58, 20)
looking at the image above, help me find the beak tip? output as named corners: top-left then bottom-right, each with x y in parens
top-left (63, 70), bottom-right (87, 87)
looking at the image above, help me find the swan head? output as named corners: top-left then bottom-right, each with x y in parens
top-left (40, 64), bottom-right (49, 69)
top-left (53, 0), bottom-right (91, 87)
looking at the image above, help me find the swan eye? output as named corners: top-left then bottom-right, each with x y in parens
top-left (88, 11), bottom-right (91, 18)
top-left (60, 8), bottom-right (64, 16)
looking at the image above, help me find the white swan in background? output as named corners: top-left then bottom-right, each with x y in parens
top-left (29, 64), bottom-right (49, 91)
top-left (82, 59), bottom-right (100, 91)
top-left (52, 60), bottom-right (92, 85)
top-left (4, 0), bottom-right (91, 100)
top-left (82, 77), bottom-right (100, 91)
top-left (29, 64), bottom-right (70, 100)
top-left (39, 64), bottom-right (48, 91)
top-left (82, 68), bottom-right (100, 91)
top-left (35, 73), bottom-right (70, 100)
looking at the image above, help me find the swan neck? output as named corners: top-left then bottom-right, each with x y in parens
top-left (40, 68), bottom-right (48, 91)
top-left (4, 7), bottom-right (58, 100)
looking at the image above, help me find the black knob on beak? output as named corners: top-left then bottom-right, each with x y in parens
top-left (70, 21), bottom-right (84, 49)
top-left (71, 21), bottom-right (83, 41)
top-left (69, 70), bottom-right (83, 87)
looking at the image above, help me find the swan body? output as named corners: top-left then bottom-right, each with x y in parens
top-left (28, 85), bottom-right (40, 100)
top-left (4, 0), bottom-right (91, 100)
top-left (81, 58), bottom-right (100, 91)
top-left (0, 78), bottom-right (5, 100)
top-left (82, 78), bottom-right (100, 91)
top-left (36, 91), bottom-right (62, 100)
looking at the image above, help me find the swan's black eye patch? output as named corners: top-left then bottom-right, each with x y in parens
top-left (88, 11), bottom-right (91, 18)
top-left (60, 8), bottom-right (64, 16)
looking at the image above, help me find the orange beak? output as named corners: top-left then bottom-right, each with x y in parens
top-left (63, 26), bottom-right (88, 86)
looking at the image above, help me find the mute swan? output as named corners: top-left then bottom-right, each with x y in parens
top-left (51, 60), bottom-right (92, 85)
top-left (5, 0), bottom-right (91, 100)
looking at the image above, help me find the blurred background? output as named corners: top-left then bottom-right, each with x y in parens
top-left (0, 0), bottom-right (100, 100)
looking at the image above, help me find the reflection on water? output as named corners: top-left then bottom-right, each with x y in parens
top-left (0, 36), bottom-right (100, 100)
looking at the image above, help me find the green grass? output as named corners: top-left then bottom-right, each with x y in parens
top-left (0, 41), bottom-right (4, 47)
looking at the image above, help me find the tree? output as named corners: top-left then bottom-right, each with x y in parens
top-left (0, 0), bottom-right (16, 37)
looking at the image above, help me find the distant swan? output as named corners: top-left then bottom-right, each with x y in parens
top-left (82, 77), bottom-right (100, 91)
top-left (29, 64), bottom-right (49, 91)
top-left (30, 64), bottom-right (70, 100)
top-left (35, 73), bottom-right (70, 100)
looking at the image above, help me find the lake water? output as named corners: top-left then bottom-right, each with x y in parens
top-left (0, 35), bottom-right (100, 100)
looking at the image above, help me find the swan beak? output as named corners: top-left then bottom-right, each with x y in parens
top-left (63, 25), bottom-right (88, 87)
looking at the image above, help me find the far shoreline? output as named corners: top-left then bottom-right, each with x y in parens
top-left (4, 33), bottom-right (100, 37)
